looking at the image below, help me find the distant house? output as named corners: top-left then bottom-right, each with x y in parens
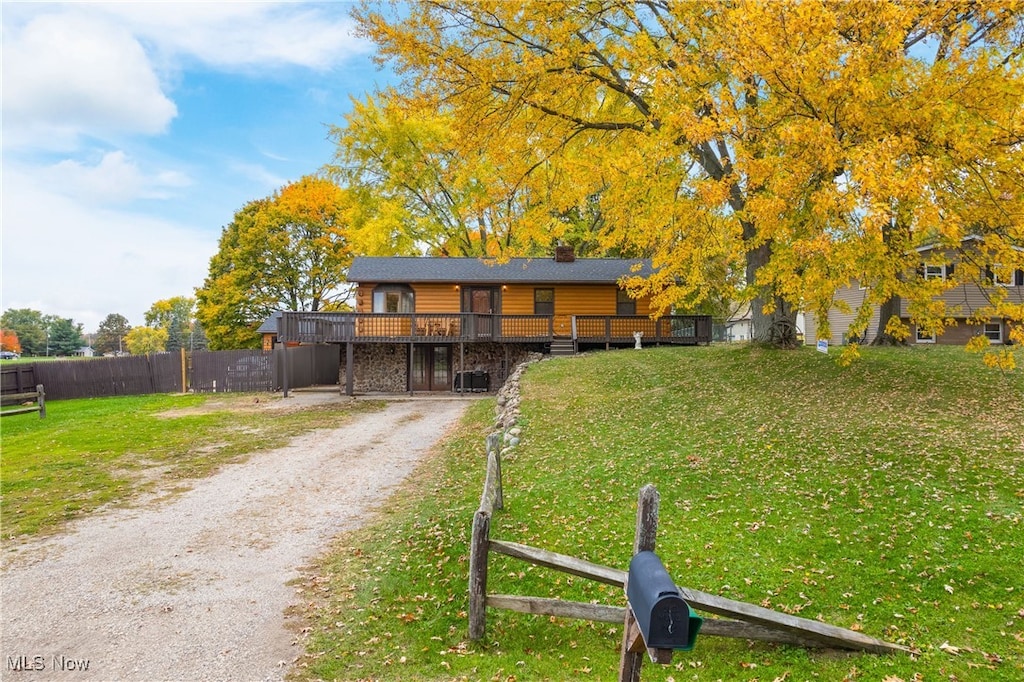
top-left (725, 303), bottom-right (751, 341)
top-left (804, 239), bottom-right (1024, 346)
top-left (73, 347), bottom-right (95, 357)
top-left (276, 248), bottom-right (712, 394)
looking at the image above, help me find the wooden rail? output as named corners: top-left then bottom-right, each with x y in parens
top-left (277, 312), bottom-right (711, 346)
top-left (1, 384), bottom-right (46, 418)
top-left (466, 443), bottom-right (908, 656)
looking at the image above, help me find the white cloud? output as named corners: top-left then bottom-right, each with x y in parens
top-left (42, 152), bottom-right (192, 205)
top-left (0, 168), bottom-right (216, 332)
top-left (1, 3), bottom-right (370, 150)
top-left (1, 11), bottom-right (178, 150)
top-left (95, 2), bottom-right (372, 71)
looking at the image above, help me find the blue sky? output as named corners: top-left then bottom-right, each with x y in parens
top-left (1, 1), bottom-right (393, 333)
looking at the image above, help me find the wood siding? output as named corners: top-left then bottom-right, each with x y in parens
top-left (357, 282), bottom-right (652, 317)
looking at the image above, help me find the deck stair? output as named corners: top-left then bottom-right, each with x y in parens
top-left (549, 338), bottom-right (576, 357)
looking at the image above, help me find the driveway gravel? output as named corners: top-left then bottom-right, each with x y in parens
top-left (1, 396), bottom-right (473, 681)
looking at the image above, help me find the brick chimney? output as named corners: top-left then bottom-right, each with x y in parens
top-left (554, 245), bottom-right (576, 263)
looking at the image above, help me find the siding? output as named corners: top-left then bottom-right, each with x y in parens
top-left (359, 281), bottom-right (652, 316)
top-left (805, 282), bottom-right (881, 345)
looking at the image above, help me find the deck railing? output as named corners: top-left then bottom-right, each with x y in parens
top-left (278, 312), bottom-right (553, 344)
top-left (574, 315), bottom-right (712, 345)
top-left (277, 312), bottom-right (710, 345)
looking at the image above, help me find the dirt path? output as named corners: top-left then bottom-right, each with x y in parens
top-left (1, 398), bottom-right (473, 681)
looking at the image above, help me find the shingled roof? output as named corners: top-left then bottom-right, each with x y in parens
top-left (348, 256), bottom-right (654, 284)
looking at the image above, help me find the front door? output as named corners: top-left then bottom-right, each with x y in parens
top-left (412, 345), bottom-right (451, 392)
top-left (467, 287), bottom-right (497, 338)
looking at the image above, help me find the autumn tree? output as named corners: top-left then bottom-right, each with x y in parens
top-left (1, 309), bottom-right (48, 356)
top-left (328, 94), bottom-right (617, 258)
top-left (354, 1), bottom-right (1023, 347)
top-left (0, 329), bottom-right (21, 354)
top-left (196, 176), bottom-right (354, 350)
top-left (145, 297), bottom-right (205, 352)
top-left (125, 326), bottom-right (168, 355)
top-left (94, 314), bottom-right (131, 355)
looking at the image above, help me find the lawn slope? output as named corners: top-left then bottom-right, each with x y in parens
top-left (297, 345), bottom-right (1022, 681)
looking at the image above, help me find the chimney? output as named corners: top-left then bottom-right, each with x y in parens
top-left (554, 245), bottom-right (576, 263)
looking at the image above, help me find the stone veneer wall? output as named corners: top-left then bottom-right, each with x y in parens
top-left (339, 344), bottom-right (408, 393)
top-left (338, 342), bottom-right (537, 393)
top-left (451, 343), bottom-right (534, 392)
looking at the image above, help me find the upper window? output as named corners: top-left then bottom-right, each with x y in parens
top-left (534, 288), bottom-right (554, 316)
top-left (983, 322), bottom-right (1003, 343)
top-left (924, 264), bottom-right (947, 280)
top-left (990, 266), bottom-right (1024, 287)
top-left (372, 285), bottom-right (414, 313)
top-left (616, 289), bottom-right (636, 316)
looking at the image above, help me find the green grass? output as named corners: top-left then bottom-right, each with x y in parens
top-left (1, 393), bottom-right (382, 539)
top-left (295, 345), bottom-right (1024, 681)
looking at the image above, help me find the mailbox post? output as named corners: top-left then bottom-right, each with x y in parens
top-left (619, 485), bottom-right (702, 682)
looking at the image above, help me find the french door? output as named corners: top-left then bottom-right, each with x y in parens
top-left (412, 345), bottom-right (452, 392)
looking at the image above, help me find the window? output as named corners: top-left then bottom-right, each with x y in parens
top-left (915, 326), bottom-right (935, 343)
top-left (924, 264), bottom-right (947, 280)
top-left (534, 288), bottom-right (554, 316)
top-left (984, 322), bottom-right (1003, 343)
top-left (616, 289), bottom-right (636, 316)
top-left (990, 266), bottom-right (1024, 287)
top-left (372, 285), bottom-right (414, 313)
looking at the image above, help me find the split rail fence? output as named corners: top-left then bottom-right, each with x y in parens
top-left (467, 437), bottom-right (909, 657)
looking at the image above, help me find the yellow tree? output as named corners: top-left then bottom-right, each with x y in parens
top-left (196, 176), bottom-right (355, 349)
top-left (328, 93), bottom-right (619, 258)
top-left (124, 326), bottom-right (167, 355)
top-left (355, 0), bottom-right (1023, 347)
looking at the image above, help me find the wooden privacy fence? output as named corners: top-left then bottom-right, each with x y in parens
top-left (32, 353), bottom-right (182, 400)
top-left (467, 439), bottom-right (909, 660)
top-left (0, 345), bottom-right (340, 401)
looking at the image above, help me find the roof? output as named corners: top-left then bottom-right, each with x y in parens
top-left (348, 256), bottom-right (654, 284)
top-left (257, 312), bottom-right (282, 333)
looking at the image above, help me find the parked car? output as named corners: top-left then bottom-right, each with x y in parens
top-left (0, 351), bottom-right (20, 360)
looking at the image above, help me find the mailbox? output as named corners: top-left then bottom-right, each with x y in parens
top-left (626, 551), bottom-right (703, 651)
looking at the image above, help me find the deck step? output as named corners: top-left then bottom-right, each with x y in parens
top-left (549, 339), bottom-right (576, 357)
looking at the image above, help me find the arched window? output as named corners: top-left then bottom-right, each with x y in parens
top-left (372, 285), bottom-right (415, 313)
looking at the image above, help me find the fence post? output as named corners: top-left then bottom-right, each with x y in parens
top-left (468, 509), bottom-right (491, 640)
top-left (486, 433), bottom-right (503, 511)
top-left (619, 485), bottom-right (660, 682)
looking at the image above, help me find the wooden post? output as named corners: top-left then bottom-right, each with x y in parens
top-left (180, 348), bottom-right (187, 393)
top-left (345, 342), bottom-right (354, 396)
top-left (468, 509), bottom-right (491, 640)
top-left (619, 485), bottom-right (661, 682)
top-left (36, 384), bottom-right (46, 419)
top-left (278, 343), bottom-right (289, 398)
top-left (485, 433), bottom-right (503, 511)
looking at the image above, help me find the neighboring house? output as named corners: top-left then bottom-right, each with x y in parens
top-left (805, 240), bottom-right (1024, 346)
top-left (724, 303), bottom-right (751, 341)
top-left (73, 347), bottom-right (95, 357)
top-left (276, 248), bottom-right (712, 394)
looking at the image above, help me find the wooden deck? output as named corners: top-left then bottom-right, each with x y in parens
top-left (277, 312), bottom-right (712, 346)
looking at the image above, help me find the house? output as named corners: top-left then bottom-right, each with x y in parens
top-left (804, 239), bottom-right (1024, 346)
top-left (276, 248), bottom-right (712, 394)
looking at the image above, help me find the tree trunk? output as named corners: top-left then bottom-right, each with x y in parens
top-left (747, 240), bottom-right (799, 348)
top-left (871, 295), bottom-right (906, 346)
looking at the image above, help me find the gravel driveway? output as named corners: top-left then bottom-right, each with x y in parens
top-left (1, 396), bottom-right (473, 681)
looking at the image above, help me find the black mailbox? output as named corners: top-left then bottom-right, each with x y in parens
top-left (626, 551), bottom-right (702, 651)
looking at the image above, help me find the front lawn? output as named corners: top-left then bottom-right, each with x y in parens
top-left (296, 345), bottom-right (1023, 681)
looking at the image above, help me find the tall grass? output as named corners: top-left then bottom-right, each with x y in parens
top-left (297, 345), bottom-right (1023, 681)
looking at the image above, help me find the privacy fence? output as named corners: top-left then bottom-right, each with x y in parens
top-left (0, 345), bottom-right (340, 402)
